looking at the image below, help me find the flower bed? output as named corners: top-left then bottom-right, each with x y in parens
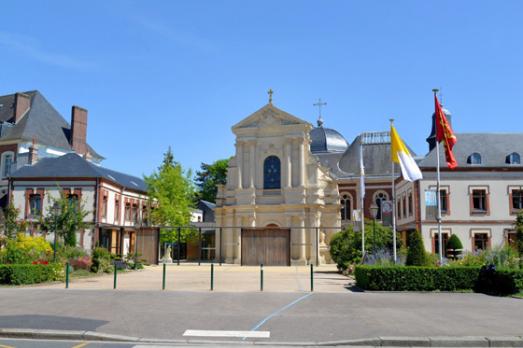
top-left (0, 263), bottom-right (63, 285)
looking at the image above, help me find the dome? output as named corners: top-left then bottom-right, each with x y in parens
top-left (310, 118), bottom-right (349, 154)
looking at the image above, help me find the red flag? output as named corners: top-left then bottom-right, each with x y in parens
top-left (434, 95), bottom-right (458, 169)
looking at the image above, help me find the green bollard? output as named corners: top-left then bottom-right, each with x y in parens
top-left (260, 264), bottom-right (264, 292)
top-left (162, 263), bottom-right (166, 290)
top-left (210, 263), bottom-right (214, 291)
top-left (310, 264), bottom-right (314, 292)
top-left (65, 262), bottom-right (70, 289)
top-left (113, 265), bottom-right (118, 290)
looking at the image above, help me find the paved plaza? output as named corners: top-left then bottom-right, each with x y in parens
top-left (0, 288), bottom-right (522, 345)
top-left (36, 264), bottom-right (351, 292)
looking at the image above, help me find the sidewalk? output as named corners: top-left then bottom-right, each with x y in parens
top-left (37, 264), bottom-right (352, 292)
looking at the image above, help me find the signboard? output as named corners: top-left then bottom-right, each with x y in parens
top-left (381, 200), bottom-right (393, 226)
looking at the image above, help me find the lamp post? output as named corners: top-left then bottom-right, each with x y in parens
top-left (52, 202), bottom-right (61, 262)
top-left (370, 203), bottom-right (379, 254)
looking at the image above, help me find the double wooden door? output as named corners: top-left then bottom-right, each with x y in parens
top-left (241, 228), bottom-right (290, 266)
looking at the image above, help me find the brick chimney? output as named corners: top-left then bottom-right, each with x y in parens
top-left (28, 138), bottom-right (38, 165)
top-left (70, 105), bottom-right (88, 156)
top-left (13, 92), bottom-right (31, 123)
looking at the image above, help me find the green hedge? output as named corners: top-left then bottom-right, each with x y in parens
top-left (355, 266), bottom-right (480, 291)
top-left (0, 263), bottom-right (63, 285)
top-left (474, 268), bottom-right (523, 296)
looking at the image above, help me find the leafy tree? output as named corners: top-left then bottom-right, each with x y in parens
top-left (515, 212), bottom-right (523, 267)
top-left (43, 193), bottom-right (89, 247)
top-left (446, 234), bottom-right (463, 260)
top-left (406, 231), bottom-right (427, 266)
top-left (194, 158), bottom-right (229, 203)
top-left (329, 220), bottom-right (396, 270)
top-left (145, 148), bottom-right (194, 242)
top-left (1, 202), bottom-right (22, 240)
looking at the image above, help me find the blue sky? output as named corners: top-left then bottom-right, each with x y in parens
top-left (1, 1), bottom-right (522, 178)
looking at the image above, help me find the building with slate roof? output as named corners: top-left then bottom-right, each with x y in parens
top-left (0, 91), bottom-right (103, 206)
top-left (217, 94), bottom-right (523, 264)
top-left (1, 91), bottom-right (159, 264)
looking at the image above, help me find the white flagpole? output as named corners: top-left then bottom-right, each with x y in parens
top-left (433, 88), bottom-right (444, 265)
top-left (360, 139), bottom-right (365, 260)
top-left (390, 119), bottom-right (397, 264)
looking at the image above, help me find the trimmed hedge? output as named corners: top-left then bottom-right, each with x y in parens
top-left (0, 263), bottom-right (63, 285)
top-left (355, 266), bottom-right (480, 291)
top-left (474, 267), bottom-right (523, 296)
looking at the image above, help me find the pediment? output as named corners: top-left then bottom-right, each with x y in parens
top-left (232, 103), bottom-right (310, 130)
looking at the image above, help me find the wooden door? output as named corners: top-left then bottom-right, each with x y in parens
top-left (241, 228), bottom-right (290, 266)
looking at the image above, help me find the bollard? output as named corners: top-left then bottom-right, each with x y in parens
top-left (113, 265), bottom-right (118, 290)
top-left (260, 264), bottom-right (264, 292)
top-left (65, 262), bottom-right (70, 289)
top-left (162, 263), bottom-right (166, 290)
top-left (210, 264), bottom-right (214, 291)
top-left (310, 264), bottom-right (314, 292)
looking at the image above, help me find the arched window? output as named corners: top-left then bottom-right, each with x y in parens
top-left (0, 151), bottom-right (14, 178)
top-left (506, 152), bottom-right (521, 165)
top-left (467, 152), bottom-right (482, 165)
top-left (373, 191), bottom-right (389, 220)
top-left (263, 156), bottom-right (281, 189)
top-left (340, 194), bottom-right (352, 221)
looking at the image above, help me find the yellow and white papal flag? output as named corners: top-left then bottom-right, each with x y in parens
top-left (391, 126), bottom-right (423, 182)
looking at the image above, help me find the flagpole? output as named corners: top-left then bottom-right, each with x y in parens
top-left (433, 88), bottom-right (444, 265)
top-left (390, 118), bottom-right (397, 264)
top-left (360, 139), bottom-right (365, 260)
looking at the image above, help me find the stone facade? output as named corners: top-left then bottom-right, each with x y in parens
top-left (215, 103), bottom-right (340, 265)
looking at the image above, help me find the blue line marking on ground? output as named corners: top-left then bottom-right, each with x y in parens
top-left (242, 292), bottom-right (313, 340)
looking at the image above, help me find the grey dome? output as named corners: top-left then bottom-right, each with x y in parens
top-left (310, 121), bottom-right (349, 154)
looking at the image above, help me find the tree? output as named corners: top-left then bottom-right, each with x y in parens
top-left (406, 231), bottom-right (428, 266)
top-left (145, 148), bottom-right (195, 242)
top-left (446, 234), bottom-right (463, 260)
top-left (1, 202), bottom-right (22, 240)
top-left (329, 220), bottom-right (396, 270)
top-left (43, 193), bottom-right (89, 247)
top-left (194, 158), bottom-right (229, 203)
top-left (515, 212), bottom-right (523, 266)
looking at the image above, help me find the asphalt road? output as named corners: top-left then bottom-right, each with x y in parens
top-left (0, 289), bottom-right (522, 344)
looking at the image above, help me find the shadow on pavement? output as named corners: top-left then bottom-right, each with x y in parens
top-left (0, 315), bottom-right (108, 331)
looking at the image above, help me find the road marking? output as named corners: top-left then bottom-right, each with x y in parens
top-left (249, 292), bottom-right (313, 332)
top-left (71, 342), bottom-right (89, 348)
top-left (183, 330), bottom-right (270, 338)
top-left (0, 344), bottom-right (14, 348)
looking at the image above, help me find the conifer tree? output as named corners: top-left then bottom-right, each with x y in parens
top-left (406, 231), bottom-right (427, 266)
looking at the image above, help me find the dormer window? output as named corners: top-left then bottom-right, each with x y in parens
top-left (467, 152), bottom-right (482, 165)
top-left (506, 152), bottom-right (521, 165)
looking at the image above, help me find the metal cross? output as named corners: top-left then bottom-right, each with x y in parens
top-left (313, 98), bottom-right (327, 117)
top-left (267, 89), bottom-right (273, 104)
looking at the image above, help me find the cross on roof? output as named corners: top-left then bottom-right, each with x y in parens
top-left (267, 88), bottom-right (273, 104)
top-left (313, 98), bottom-right (327, 126)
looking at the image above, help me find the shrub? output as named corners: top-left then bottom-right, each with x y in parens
top-left (406, 231), bottom-right (427, 266)
top-left (329, 221), bottom-right (396, 271)
top-left (125, 253), bottom-right (145, 270)
top-left (474, 265), bottom-right (523, 296)
top-left (355, 265), bottom-right (480, 291)
top-left (446, 235), bottom-right (463, 260)
top-left (0, 263), bottom-right (63, 285)
top-left (0, 234), bottom-right (53, 264)
top-left (90, 247), bottom-right (113, 273)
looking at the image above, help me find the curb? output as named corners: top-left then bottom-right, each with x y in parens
top-left (0, 329), bottom-right (522, 347)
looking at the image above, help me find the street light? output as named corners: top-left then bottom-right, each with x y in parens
top-left (370, 203), bottom-right (379, 253)
top-left (52, 202), bottom-right (61, 262)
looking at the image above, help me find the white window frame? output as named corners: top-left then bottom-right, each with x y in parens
top-left (0, 151), bottom-right (15, 179)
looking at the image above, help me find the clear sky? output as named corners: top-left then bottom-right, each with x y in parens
top-left (1, 1), bottom-right (522, 178)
